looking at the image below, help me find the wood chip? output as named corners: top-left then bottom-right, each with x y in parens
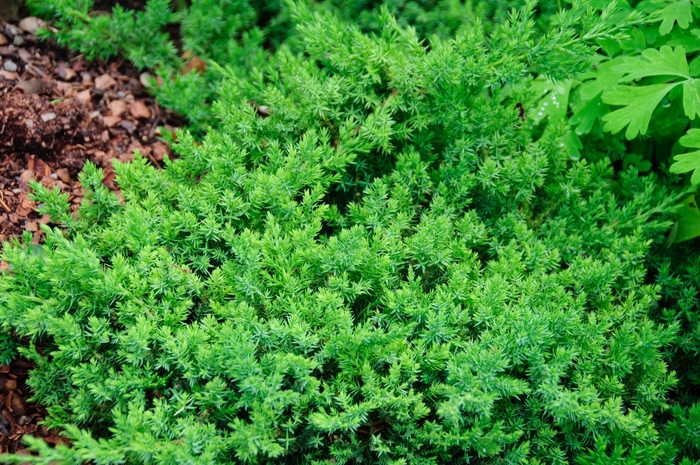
top-left (102, 115), bottom-right (121, 128)
top-left (9, 392), bottom-right (27, 416)
top-left (19, 170), bottom-right (35, 190)
top-left (55, 168), bottom-right (70, 183)
top-left (128, 100), bottom-right (151, 119)
top-left (152, 142), bottom-right (170, 161)
top-left (18, 17), bottom-right (47, 35)
top-left (16, 79), bottom-right (48, 95)
top-left (54, 81), bottom-right (74, 97)
top-left (26, 63), bottom-right (49, 79)
top-left (5, 24), bottom-right (22, 38)
top-left (31, 231), bottom-right (43, 245)
top-left (80, 71), bottom-right (93, 85)
top-left (76, 89), bottom-right (91, 105)
top-left (108, 99), bottom-right (127, 117)
top-left (94, 73), bottom-right (116, 90)
top-left (18, 48), bottom-right (32, 64)
top-left (119, 119), bottom-right (136, 134)
top-left (39, 175), bottom-right (53, 188)
top-left (0, 69), bottom-right (18, 81)
top-left (55, 62), bottom-right (76, 81)
top-left (182, 55), bottom-right (206, 75)
top-left (16, 193), bottom-right (35, 217)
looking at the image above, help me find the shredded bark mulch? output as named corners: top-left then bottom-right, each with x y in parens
top-left (0, 15), bottom-right (183, 454)
top-left (0, 16), bottom-right (181, 245)
top-left (0, 359), bottom-right (66, 454)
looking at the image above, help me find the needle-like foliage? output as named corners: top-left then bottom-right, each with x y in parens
top-left (1, 1), bottom-right (699, 464)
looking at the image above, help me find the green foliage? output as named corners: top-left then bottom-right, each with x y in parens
top-left (27, 0), bottom-right (569, 128)
top-left (1, 2), bottom-right (699, 464)
top-left (601, 45), bottom-right (698, 138)
top-left (26, 0), bottom-right (179, 69)
top-left (671, 129), bottom-right (700, 184)
top-left (526, 0), bottom-right (700, 242)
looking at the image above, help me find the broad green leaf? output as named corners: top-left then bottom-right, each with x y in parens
top-left (670, 128), bottom-right (700, 184)
top-left (671, 195), bottom-right (700, 243)
top-left (570, 93), bottom-right (607, 134)
top-left (651, 0), bottom-right (693, 35)
top-left (564, 131), bottom-right (582, 160)
top-left (666, 29), bottom-right (700, 53)
top-left (579, 59), bottom-right (626, 101)
top-left (530, 79), bottom-right (572, 125)
top-left (690, 55), bottom-right (700, 76)
top-left (682, 79), bottom-right (700, 119)
top-left (615, 45), bottom-right (689, 82)
top-left (679, 127), bottom-right (700, 149)
top-left (623, 153), bottom-right (652, 172)
top-left (602, 83), bottom-right (680, 138)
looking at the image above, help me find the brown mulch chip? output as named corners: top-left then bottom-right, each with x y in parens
top-left (0, 16), bottom-right (181, 243)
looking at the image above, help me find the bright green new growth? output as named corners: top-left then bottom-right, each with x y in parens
top-left (1, 1), bottom-right (700, 464)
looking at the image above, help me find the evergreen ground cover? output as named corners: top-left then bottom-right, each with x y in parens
top-left (1, 0), bottom-right (699, 463)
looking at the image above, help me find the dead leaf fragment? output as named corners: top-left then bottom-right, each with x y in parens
top-left (18, 17), bottom-right (47, 35)
top-left (81, 71), bottom-right (93, 85)
top-left (5, 24), bottom-right (22, 38)
top-left (9, 393), bottom-right (27, 416)
top-left (55, 63), bottom-right (76, 81)
top-left (128, 100), bottom-right (151, 119)
top-left (102, 115), bottom-right (121, 128)
top-left (5, 378), bottom-right (17, 391)
top-left (16, 193), bottom-right (35, 217)
top-left (55, 168), bottom-right (70, 183)
top-left (26, 64), bottom-right (49, 79)
top-left (0, 70), bottom-right (18, 81)
top-left (76, 89), bottom-right (92, 106)
top-left (18, 49), bottom-right (32, 64)
top-left (119, 119), bottom-right (136, 133)
top-left (19, 170), bottom-right (35, 190)
top-left (108, 99), bottom-right (127, 117)
top-left (94, 73), bottom-right (116, 90)
top-left (54, 81), bottom-right (75, 98)
top-left (17, 79), bottom-right (48, 95)
top-left (182, 55), bottom-right (206, 75)
top-left (152, 142), bottom-right (170, 161)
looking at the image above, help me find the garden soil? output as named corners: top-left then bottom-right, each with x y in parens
top-left (0, 16), bottom-right (181, 454)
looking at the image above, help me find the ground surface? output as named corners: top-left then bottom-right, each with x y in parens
top-left (0, 15), bottom-right (180, 453)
